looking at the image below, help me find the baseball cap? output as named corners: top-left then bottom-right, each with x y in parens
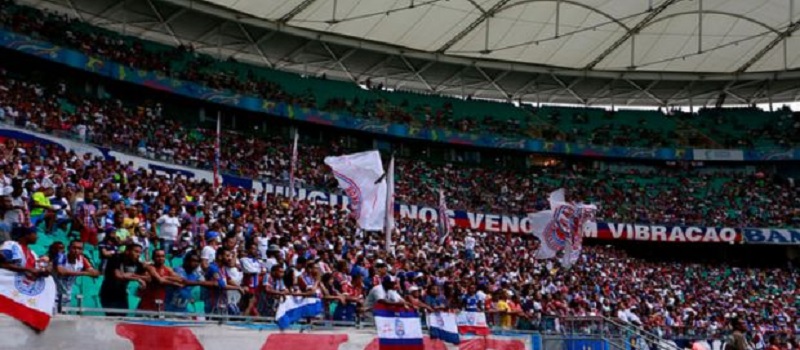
top-left (205, 231), bottom-right (220, 242)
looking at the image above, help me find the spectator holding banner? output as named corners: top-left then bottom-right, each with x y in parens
top-left (0, 225), bottom-right (47, 278)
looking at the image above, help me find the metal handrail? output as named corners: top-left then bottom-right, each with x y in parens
top-left (61, 306), bottom-right (373, 328)
top-left (562, 315), bottom-right (681, 350)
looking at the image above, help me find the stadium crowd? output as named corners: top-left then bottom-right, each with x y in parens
top-left (0, 0), bottom-right (796, 346)
top-left (0, 137), bottom-right (797, 343)
top-left (0, 65), bottom-right (798, 228)
top-left (1, 0), bottom-right (799, 150)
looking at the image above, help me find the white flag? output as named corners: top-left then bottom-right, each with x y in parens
top-left (384, 156), bottom-right (395, 250)
top-left (325, 151), bottom-right (387, 231)
top-left (561, 203), bottom-right (597, 268)
top-left (529, 189), bottom-right (596, 264)
top-left (0, 250), bottom-right (56, 331)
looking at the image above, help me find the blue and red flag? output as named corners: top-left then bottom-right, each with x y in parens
top-left (373, 301), bottom-right (423, 350)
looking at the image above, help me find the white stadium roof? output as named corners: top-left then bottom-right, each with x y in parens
top-left (21, 0), bottom-right (800, 106)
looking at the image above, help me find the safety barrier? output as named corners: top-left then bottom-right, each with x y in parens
top-left (2, 314), bottom-right (534, 350)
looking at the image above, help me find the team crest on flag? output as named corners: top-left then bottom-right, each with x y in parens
top-left (332, 171), bottom-right (362, 221)
top-left (0, 269), bottom-right (57, 331)
top-left (456, 311), bottom-right (490, 335)
top-left (14, 274), bottom-right (46, 296)
top-left (428, 312), bottom-right (460, 345)
top-left (374, 302), bottom-right (423, 350)
top-left (325, 151), bottom-right (387, 231)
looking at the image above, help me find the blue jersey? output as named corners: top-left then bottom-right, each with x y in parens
top-left (165, 266), bottom-right (202, 312)
top-left (463, 294), bottom-right (479, 311)
top-left (202, 263), bottom-right (227, 314)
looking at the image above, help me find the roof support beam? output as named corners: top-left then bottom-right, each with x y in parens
top-left (191, 24), bottom-right (222, 47)
top-left (357, 56), bottom-right (394, 80)
top-left (476, 67), bottom-right (510, 99)
top-left (145, 0), bottom-right (185, 45)
top-left (586, 79), bottom-right (617, 104)
top-left (667, 80), bottom-right (696, 102)
top-left (437, 0), bottom-right (515, 52)
top-left (320, 43), bottom-right (358, 82)
top-left (434, 65), bottom-right (471, 93)
top-left (64, 0), bottom-right (86, 22)
top-left (95, 1), bottom-right (127, 20)
top-left (720, 80), bottom-right (750, 104)
top-left (280, 0), bottom-right (320, 23)
top-left (736, 21), bottom-right (800, 73)
top-left (625, 79), bottom-right (664, 105)
top-left (551, 74), bottom-right (585, 104)
top-left (511, 75), bottom-right (541, 99)
top-left (399, 57), bottom-right (436, 91)
top-left (474, 68), bottom-right (511, 99)
top-left (276, 40), bottom-right (316, 68)
top-left (465, 0), bottom-right (487, 14)
top-left (230, 24), bottom-right (276, 67)
top-left (585, 0), bottom-right (680, 70)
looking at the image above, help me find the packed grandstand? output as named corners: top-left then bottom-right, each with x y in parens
top-left (0, 0), bottom-right (797, 349)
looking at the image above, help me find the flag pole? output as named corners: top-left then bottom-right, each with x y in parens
top-left (289, 130), bottom-right (299, 200)
top-left (384, 154), bottom-right (395, 253)
top-left (213, 112), bottom-right (221, 192)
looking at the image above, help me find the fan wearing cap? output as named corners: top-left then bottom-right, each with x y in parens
top-left (200, 231), bottom-right (222, 271)
top-left (0, 225), bottom-right (48, 279)
top-left (405, 285), bottom-right (433, 312)
top-left (371, 259), bottom-right (389, 288)
top-left (264, 244), bottom-right (282, 273)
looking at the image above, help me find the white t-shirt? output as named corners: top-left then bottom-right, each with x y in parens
top-left (76, 124), bottom-right (87, 137)
top-left (365, 285), bottom-right (387, 309)
top-left (255, 236), bottom-right (269, 259)
top-left (239, 257), bottom-right (262, 274)
top-left (156, 214), bottom-right (181, 241)
top-left (201, 245), bottom-right (216, 264)
top-left (6, 196), bottom-right (25, 225)
top-left (264, 257), bottom-right (279, 273)
top-left (464, 236), bottom-right (476, 250)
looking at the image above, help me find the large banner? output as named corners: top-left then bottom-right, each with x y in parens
top-left (741, 228), bottom-right (800, 244)
top-left (692, 149), bottom-right (745, 161)
top-left (590, 222), bottom-right (743, 243)
top-left (1, 28), bottom-right (799, 162)
top-left (0, 126), bottom-right (797, 245)
top-left (1, 316), bottom-right (531, 350)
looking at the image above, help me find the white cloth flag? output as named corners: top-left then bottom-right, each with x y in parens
top-left (528, 189), bottom-right (596, 266)
top-left (325, 151), bottom-right (387, 231)
top-left (561, 204), bottom-right (597, 268)
top-left (0, 270), bottom-right (56, 331)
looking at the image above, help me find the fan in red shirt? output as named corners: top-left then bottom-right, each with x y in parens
top-left (138, 249), bottom-right (182, 312)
